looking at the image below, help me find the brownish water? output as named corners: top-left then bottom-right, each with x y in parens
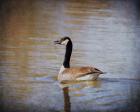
top-left (0, 0), bottom-right (140, 112)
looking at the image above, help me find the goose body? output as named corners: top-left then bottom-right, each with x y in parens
top-left (54, 37), bottom-right (104, 82)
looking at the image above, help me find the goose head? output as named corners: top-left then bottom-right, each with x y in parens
top-left (54, 37), bottom-right (71, 46)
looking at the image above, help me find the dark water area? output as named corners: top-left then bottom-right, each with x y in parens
top-left (0, 0), bottom-right (140, 112)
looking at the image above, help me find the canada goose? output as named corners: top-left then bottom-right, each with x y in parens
top-left (54, 37), bottom-right (104, 81)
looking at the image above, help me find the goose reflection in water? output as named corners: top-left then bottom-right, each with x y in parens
top-left (59, 78), bottom-right (140, 112)
top-left (60, 80), bottom-right (102, 112)
top-left (62, 87), bottom-right (71, 112)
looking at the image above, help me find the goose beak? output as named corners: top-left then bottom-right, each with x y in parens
top-left (54, 40), bottom-right (61, 44)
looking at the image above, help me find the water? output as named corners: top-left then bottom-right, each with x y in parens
top-left (0, 0), bottom-right (140, 112)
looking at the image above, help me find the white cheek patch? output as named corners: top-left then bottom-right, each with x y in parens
top-left (61, 39), bottom-right (69, 45)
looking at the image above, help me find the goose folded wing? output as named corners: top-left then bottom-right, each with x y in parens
top-left (62, 66), bottom-right (103, 78)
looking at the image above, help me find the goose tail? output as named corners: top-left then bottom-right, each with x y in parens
top-left (91, 67), bottom-right (106, 74)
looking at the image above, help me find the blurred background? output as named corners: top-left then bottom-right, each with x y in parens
top-left (0, 0), bottom-right (140, 112)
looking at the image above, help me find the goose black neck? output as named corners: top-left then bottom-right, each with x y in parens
top-left (63, 40), bottom-right (72, 68)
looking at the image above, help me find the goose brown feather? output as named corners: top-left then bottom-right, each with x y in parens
top-left (58, 66), bottom-right (103, 81)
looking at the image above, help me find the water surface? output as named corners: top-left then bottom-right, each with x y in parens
top-left (0, 0), bottom-right (140, 112)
